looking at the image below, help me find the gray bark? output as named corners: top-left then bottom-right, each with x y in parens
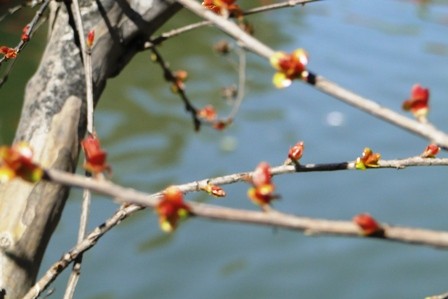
top-left (0, 0), bottom-right (180, 297)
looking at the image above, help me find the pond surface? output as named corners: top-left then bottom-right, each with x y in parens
top-left (2, 0), bottom-right (448, 298)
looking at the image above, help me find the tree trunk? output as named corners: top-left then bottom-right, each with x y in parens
top-left (0, 0), bottom-right (180, 297)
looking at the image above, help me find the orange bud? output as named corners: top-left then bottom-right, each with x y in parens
top-left (156, 186), bottom-right (191, 232)
top-left (421, 144), bottom-right (440, 158)
top-left (173, 70), bottom-right (188, 82)
top-left (197, 105), bottom-right (217, 121)
top-left (202, 0), bottom-right (242, 16)
top-left (86, 30), bottom-right (95, 48)
top-left (402, 84), bottom-right (429, 120)
top-left (0, 46), bottom-right (17, 59)
top-left (247, 184), bottom-right (277, 207)
top-left (202, 184), bottom-right (226, 197)
top-left (270, 49), bottom-right (308, 88)
top-left (355, 147), bottom-right (381, 170)
top-left (353, 213), bottom-right (384, 236)
top-left (0, 142), bottom-right (43, 183)
top-left (81, 134), bottom-right (110, 174)
top-left (202, 0), bottom-right (221, 13)
top-left (251, 162), bottom-right (272, 187)
top-left (247, 162), bottom-right (278, 209)
top-left (21, 24), bottom-right (30, 42)
top-left (288, 141), bottom-right (304, 161)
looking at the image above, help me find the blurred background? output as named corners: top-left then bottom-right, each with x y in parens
top-left (1, 0), bottom-right (448, 298)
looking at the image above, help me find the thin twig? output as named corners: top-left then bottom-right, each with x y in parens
top-left (143, 0), bottom-right (321, 49)
top-left (40, 156), bottom-right (448, 197)
top-left (181, 0), bottom-right (275, 57)
top-left (23, 204), bottom-right (143, 299)
top-left (63, 0), bottom-right (94, 297)
top-left (226, 45), bottom-right (246, 120)
top-left (0, 4), bottom-right (24, 22)
top-left (84, 49), bottom-right (94, 134)
top-left (62, 187), bottom-right (91, 299)
top-left (70, 0), bottom-right (94, 134)
top-left (175, 0), bottom-right (448, 149)
top-left (151, 47), bottom-right (201, 130)
top-left (243, 0), bottom-right (322, 16)
top-left (144, 20), bottom-right (211, 48)
top-left (0, 0), bottom-right (50, 86)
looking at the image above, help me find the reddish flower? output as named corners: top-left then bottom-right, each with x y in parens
top-left (251, 161), bottom-right (272, 187)
top-left (248, 184), bottom-right (276, 207)
top-left (0, 46), bottom-right (17, 59)
top-left (355, 147), bottom-right (381, 170)
top-left (202, 0), bottom-right (242, 16)
top-left (156, 186), bottom-right (191, 232)
top-left (201, 184), bottom-right (226, 197)
top-left (81, 134), bottom-right (110, 175)
top-left (288, 141), bottom-right (304, 162)
top-left (197, 105), bottom-right (217, 121)
top-left (421, 143), bottom-right (440, 158)
top-left (353, 213), bottom-right (384, 236)
top-left (0, 142), bottom-right (43, 183)
top-left (247, 162), bottom-right (278, 208)
top-left (402, 84), bottom-right (429, 121)
top-left (202, 0), bottom-right (220, 13)
top-left (270, 49), bottom-right (308, 88)
top-left (86, 29), bottom-right (95, 48)
top-left (21, 24), bottom-right (30, 42)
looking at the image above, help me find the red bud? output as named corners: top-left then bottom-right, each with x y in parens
top-left (353, 213), bottom-right (384, 236)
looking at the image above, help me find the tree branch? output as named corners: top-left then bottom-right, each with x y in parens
top-left (36, 155), bottom-right (448, 250)
top-left (23, 204), bottom-right (143, 299)
top-left (144, 0), bottom-right (320, 48)
top-left (175, 0), bottom-right (448, 149)
top-left (24, 157), bottom-right (448, 296)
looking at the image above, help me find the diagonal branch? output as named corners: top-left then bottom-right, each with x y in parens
top-left (144, 0), bottom-right (320, 48)
top-left (23, 204), bottom-right (143, 299)
top-left (243, 0), bottom-right (323, 16)
top-left (175, 0), bottom-right (448, 149)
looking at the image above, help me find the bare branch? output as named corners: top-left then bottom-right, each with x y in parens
top-left (175, 0), bottom-right (448, 149)
top-left (24, 156), bottom-right (448, 296)
top-left (426, 292), bottom-right (448, 299)
top-left (144, 0), bottom-right (320, 48)
top-left (151, 46), bottom-right (201, 130)
top-left (23, 204), bottom-right (143, 299)
top-left (226, 45), bottom-right (246, 121)
top-left (243, 0), bottom-right (323, 16)
top-left (36, 155), bottom-right (448, 250)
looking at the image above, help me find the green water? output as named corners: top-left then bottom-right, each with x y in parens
top-left (2, 1), bottom-right (448, 298)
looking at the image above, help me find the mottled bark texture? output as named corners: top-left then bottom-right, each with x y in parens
top-left (0, 0), bottom-right (181, 297)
